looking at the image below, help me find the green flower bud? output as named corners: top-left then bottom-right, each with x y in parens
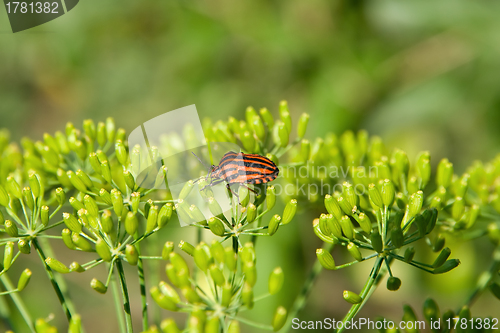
top-left (402, 305), bottom-right (418, 331)
top-left (160, 319), bottom-right (180, 333)
top-left (297, 113), bottom-right (310, 139)
top-left (347, 242), bottom-right (362, 262)
top-left (71, 233), bottom-right (93, 252)
top-left (5, 220), bottom-right (18, 237)
top-left (268, 214), bottom-right (281, 236)
top-left (243, 261), bottom-right (257, 287)
top-left (236, 186), bottom-right (249, 207)
top-left (91, 278), bottom-right (107, 294)
top-left (69, 262), bottom-right (85, 273)
top-left (67, 170), bottom-right (87, 192)
top-left (381, 179), bottom-right (395, 207)
top-left (368, 184), bottom-right (383, 208)
top-left (208, 217), bottom-right (225, 237)
top-left (451, 197), bottom-right (465, 221)
top-left (269, 267), bottom-right (284, 295)
top-left (177, 241), bottom-right (194, 257)
top-left (245, 106), bottom-right (258, 124)
top-left (193, 245), bottom-right (210, 272)
top-left (432, 247), bottom-right (451, 268)
top-left (325, 215), bottom-right (343, 239)
top-left (340, 216), bottom-right (354, 239)
top-left (111, 189), bottom-right (123, 217)
top-left (408, 191), bottom-right (424, 217)
top-left (259, 107), bottom-right (274, 128)
top-left (282, 199), bottom-right (297, 225)
top-left (189, 204), bottom-right (206, 225)
top-left (178, 180), bottom-right (194, 200)
top-left (228, 320), bottom-right (240, 333)
top-left (0, 185), bottom-right (9, 206)
top-left (28, 172), bottom-right (41, 198)
top-left (325, 195), bottom-right (343, 220)
top-left (242, 283), bottom-right (254, 309)
top-left (208, 197), bottom-right (224, 217)
top-left (425, 208), bottom-right (438, 234)
top-left (158, 203), bottom-right (173, 228)
top-left (343, 290), bottom-right (362, 304)
top-left (241, 242), bottom-right (256, 264)
top-left (437, 159), bottom-right (453, 188)
top-left (41, 145), bottom-right (60, 166)
top-left (169, 252), bottom-right (189, 274)
top-left (416, 152), bottom-right (431, 187)
top-left (272, 306), bottom-right (287, 332)
top-left (338, 196), bottom-right (354, 216)
top-left (246, 203), bottom-right (257, 223)
top-left (122, 170), bottom-right (135, 191)
top-left (125, 211), bottom-right (138, 236)
top-left (62, 229), bottom-right (76, 250)
top-left (181, 286), bottom-right (201, 304)
top-left (82, 195), bottom-right (98, 218)
top-left (316, 248), bottom-right (336, 270)
top-left (209, 264), bottom-right (225, 287)
top-left (162, 242), bottom-right (174, 260)
top-left (6, 176), bottom-right (22, 199)
top-left (96, 239), bottom-right (112, 262)
top-left (69, 197), bottom-right (85, 212)
top-left (370, 231), bottom-right (383, 253)
top-left (391, 228), bottom-right (404, 248)
top-left (83, 119), bottom-right (96, 140)
top-left (76, 169), bottom-right (93, 189)
top-left (165, 264), bottom-right (179, 287)
top-left (151, 286), bottom-right (177, 311)
top-left (210, 240), bottom-right (225, 264)
top-left (128, 192), bottom-right (139, 214)
top-left (205, 317), bottom-right (220, 333)
top-left (68, 314), bottom-right (82, 333)
top-left (433, 259), bottom-right (460, 274)
top-left (387, 277), bottom-right (402, 291)
top-left (433, 233), bottom-right (445, 252)
top-left (45, 257), bottom-right (70, 274)
top-left (299, 139), bottom-right (311, 163)
top-left (122, 244), bottom-right (138, 266)
top-left (423, 298), bottom-right (440, 323)
top-left (159, 281), bottom-right (181, 304)
top-left (105, 117), bottom-right (116, 142)
top-left (343, 182), bottom-right (358, 208)
top-left (63, 213), bottom-right (82, 234)
top-left (266, 185), bottom-right (276, 210)
top-left (273, 121), bottom-right (288, 148)
top-left (18, 239), bottom-right (30, 254)
top-left (404, 247), bottom-right (415, 263)
top-left (357, 213), bottom-right (372, 234)
top-left (3, 242), bottom-right (14, 271)
top-left (146, 205), bottom-right (158, 233)
top-left (99, 160), bottom-right (112, 183)
top-left (318, 214), bottom-right (330, 236)
top-left (225, 247), bottom-right (237, 272)
top-left (251, 115), bottom-right (266, 141)
top-left (393, 149), bottom-right (409, 179)
top-left (241, 131), bottom-right (256, 152)
top-left (52, 187), bottom-right (65, 208)
top-left (98, 210), bottom-right (112, 234)
top-left (17, 269), bottom-right (31, 292)
top-left (114, 140), bottom-right (127, 165)
top-left (88, 153), bottom-right (102, 175)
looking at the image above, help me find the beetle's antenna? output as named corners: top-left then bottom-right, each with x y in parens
top-left (192, 152), bottom-right (211, 171)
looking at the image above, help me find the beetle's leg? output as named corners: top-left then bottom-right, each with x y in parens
top-left (226, 184), bottom-right (241, 205)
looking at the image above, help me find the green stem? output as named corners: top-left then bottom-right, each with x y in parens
top-left (116, 259), bottom-right (133, 333)
top-left (338, 257), bottom-right (384, 333)
top-left (111, 269), bottom-right (127, 333)
top-left (462, 246), bottom-right (500, 311)
top-left (286, 243), bottom-right (334, 332)
top-left (229, 315), bottom-right (274, 331)
top-left (0, 274), bottom-right (36, 333)
top-left (33, 238), bottom-right (72, 321)
top-left (136, 243), bottom-right (148, 331)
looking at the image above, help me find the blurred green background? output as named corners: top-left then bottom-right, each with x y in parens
top-left (1, 0), bottom-right (500, 332)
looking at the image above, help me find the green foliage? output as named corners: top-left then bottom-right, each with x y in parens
top-left (0, 102), bottom-right (500, 332)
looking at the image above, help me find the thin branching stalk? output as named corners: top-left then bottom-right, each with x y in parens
top-left (0, 274), bottom-right (35, 333)
top-left (111, 270), bottom-right (127, 333)
top-left (116, 259), bottom-right (133, 333)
